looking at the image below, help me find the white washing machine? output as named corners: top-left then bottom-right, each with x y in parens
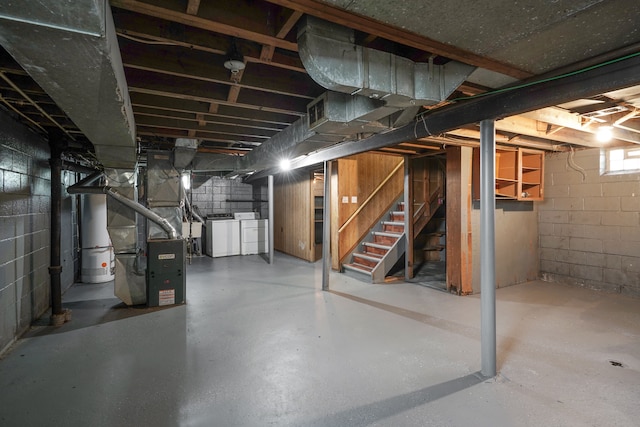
top-left (240, 219), bottom-right (269, 255)
top-left (206, 219), bottom-right (241, 257)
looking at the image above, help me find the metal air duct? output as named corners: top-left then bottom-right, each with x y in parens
top-left (298, 16), bottom-right (475, 108)
top-left (0, 0), bottom-right (136, 168)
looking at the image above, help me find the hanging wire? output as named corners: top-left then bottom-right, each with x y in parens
top-left (567, 146), bottom-right (587, 181)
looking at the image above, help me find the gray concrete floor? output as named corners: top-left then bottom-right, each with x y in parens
top-left (1, 253), bottom-right (639, 427)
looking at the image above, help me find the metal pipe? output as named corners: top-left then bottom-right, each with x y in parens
top-left (61, 161), bottom-right (99, 175)
top-left (480, 119), bottom-right (497, 378)
top-left (67, 185), bottom-right (178, 240)
top-left (184, 195), bottom-right (204, 223)
top-left (68, 171), bottom-right (102, 190)
top-left (268, 175), bottom-right (274, 264)
top-left (322, 161), bottom-right (331, 291)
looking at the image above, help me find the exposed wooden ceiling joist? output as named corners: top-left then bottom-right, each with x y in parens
top-left (262, 0), bottom-right (532, 79)
top-left (110, 0), bottom-right (298, 51)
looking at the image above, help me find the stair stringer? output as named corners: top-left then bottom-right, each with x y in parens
top-left (370, 232), bottom-right (406, 283)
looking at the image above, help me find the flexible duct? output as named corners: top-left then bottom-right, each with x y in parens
top-left (67, 183), bottom-right (178, 240)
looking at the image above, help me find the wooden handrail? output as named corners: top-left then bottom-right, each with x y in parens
top-left (338, 160), bottom-right (404, 233)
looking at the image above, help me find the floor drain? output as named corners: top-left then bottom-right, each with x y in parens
top-left (609, 360), bottom-right (624, 367)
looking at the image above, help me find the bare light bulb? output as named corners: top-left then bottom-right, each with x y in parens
top-left (279, 159), bottom-right (291, 171)
top-left (596, 126), bottom-right (613, 143)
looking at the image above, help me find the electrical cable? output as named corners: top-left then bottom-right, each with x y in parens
top-left (567, 146), bottom-right (587, 181)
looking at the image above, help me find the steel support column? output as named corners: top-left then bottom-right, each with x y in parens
top-left (404, 157), bottom-right (413, 280)
top-left (322, 161), bottom-right (331, 291)
top-left (480, 119), bottom-right (497, 377)
top-left (268, 174), bottom-right (275, 264)
top-left (48, 132), bottom-right (67, 326)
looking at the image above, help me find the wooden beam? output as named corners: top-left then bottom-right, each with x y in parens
top-left (118, 39), bottom-right (316, 99)
top-left (276, 10), bottom-right (303, 38)
top-left (125, 69), bottom-right (309, 116)
top-left (262, 0), bottom-right (531, 79)
top-left (110, 0), bottom-right (299, 52)
top-left (133, 106), bottom-right (285, 131)
top-left (227, 85), bottom-right (242, 103)
top-left (135, 115), bottom-right (277, 138)
top-left (129, 92), bottom-right (297, 125)
top-left (496, 115), bottom-right (602, 147)
top-left (522, 106), bottom-right (640, 145)
top-left (260, 45), bottom-right (276, 62)
top-left (112, 9), bottom-right (307, 73)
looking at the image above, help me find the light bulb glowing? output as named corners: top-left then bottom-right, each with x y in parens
top-left (596, 126), bottom-right (613, 143)
top-left (280, 158), bottom-right (291, 171)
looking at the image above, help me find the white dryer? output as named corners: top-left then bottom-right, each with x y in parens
top-left (240, 219), bottom-right (268, 255)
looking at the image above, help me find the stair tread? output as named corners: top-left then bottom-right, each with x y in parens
top-left (427, 231), bottom-right (446, 236)
top-left (363, 242), bottom-right (392, 250)
top-left (382, 221), bottom-right (405, 226)
top-left (424, 245), bottom-right (446, 251)
top-left (343, 263), bottom-right (373, 275)
top-left (363, 253), bottom-right (384, 259)
top-left (373, 231), bottom-right (403, 237)
top-left (353, 252), bottom-right (382, 262)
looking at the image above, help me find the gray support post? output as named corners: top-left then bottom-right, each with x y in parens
top-left (322, 161), bottom-right (331, 291)
top-left (268, 174), bottom-right (275, 264)
top-left (404, 157), bottom-right (412, 280)
top-left (480, 119), bottom-right (497, 378)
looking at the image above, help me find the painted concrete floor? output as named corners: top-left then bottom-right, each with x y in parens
top-left (1, 253), bottom-right (639, 427)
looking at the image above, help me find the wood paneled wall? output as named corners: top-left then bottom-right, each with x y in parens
top-left (335, 153), bottom-right (404, 266)
top-left (274, 170), bottom-right (314, 261)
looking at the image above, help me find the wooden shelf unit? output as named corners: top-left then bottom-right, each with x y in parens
top-left (496, 148), bottom-right (518, 199)
top-left (473, 147), bottom-right (545, 201)
top-left (518, 148), bottom-right (544, 201)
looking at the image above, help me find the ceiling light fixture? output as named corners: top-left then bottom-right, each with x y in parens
top-left (596, 125), bottom-right (613, 143)
top-left (279, 158), bottom-right (291, 171)
top-left (224, 39), bottom-right (246, 76)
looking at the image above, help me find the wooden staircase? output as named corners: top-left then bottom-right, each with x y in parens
top-left (343, 200), bottom-right (406, 283)
top-left (422, 209), bottom-right (446, 261)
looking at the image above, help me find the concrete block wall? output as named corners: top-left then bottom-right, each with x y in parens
top-left (0, 111), bottom-right (51, 353)
top-left (539, 148), bottom-right (640, 297)
top-left (191, 175), bottom-right (268, 219)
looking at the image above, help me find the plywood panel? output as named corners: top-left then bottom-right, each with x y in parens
top-left (446, 146), bottom-right (462, 291)
top-left (337, 153), bottom-right (404, 263)
top-left (274, 170), bottom-right (313, 261)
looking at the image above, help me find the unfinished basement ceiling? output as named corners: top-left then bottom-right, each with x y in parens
top-left (321, 0), bottom-right (640, 74)
top-left (0, 0), bottom-right (640, 171)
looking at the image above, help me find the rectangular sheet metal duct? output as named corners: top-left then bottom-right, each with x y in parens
top-left (0, 0), bottom-right (136, 168)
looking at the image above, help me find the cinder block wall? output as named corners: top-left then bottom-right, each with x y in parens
top-left (539, 148), bottom-right (640, 297)
top-left (191, 175), bottom-right (268, 219)
top-left (0, 111), bottom-right (51, 353)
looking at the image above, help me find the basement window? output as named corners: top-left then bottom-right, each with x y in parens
top-left (601, 147), bottom-right (640, 175)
